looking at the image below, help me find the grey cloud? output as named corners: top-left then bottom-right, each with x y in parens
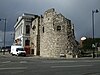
top-left (0, 0), bottom-right (100, 42)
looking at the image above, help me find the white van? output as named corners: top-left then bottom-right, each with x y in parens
top-left (11, 45), bottom-right (26, 56)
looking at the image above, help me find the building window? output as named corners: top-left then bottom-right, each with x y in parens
top-left (43, 27), bottom-right (44, 33)
top-left (26, 25), bottom-right (30, 34)
top-left (32, 25), bottom-right (36, 30)
top-left (57, 26), bottom-right (61, 31)
top-left (25, 39), bottom-right (30, 46)
top-left (48, 18), bottom-right (50, 20)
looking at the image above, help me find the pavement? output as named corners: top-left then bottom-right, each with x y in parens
top-left (0, 53), bottom-right (100, 75)
top-left (1, 51), bottom-right (100, 60)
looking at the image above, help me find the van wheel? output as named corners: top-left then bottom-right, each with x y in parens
top-left (16, 54), bottom-right (19, 56)
top-left (12, 54), bottom-right (14, 56)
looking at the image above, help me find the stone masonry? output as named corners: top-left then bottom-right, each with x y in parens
top-left (30, 8), bottom-right (79, 58)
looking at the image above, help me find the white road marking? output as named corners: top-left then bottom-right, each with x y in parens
top-left (2, 61), bottom-right (11, 63)
top-left (42, 60), bottom-right (100, 64)
top-left (79, 60), bottom-right (100, 62)
top-left (42, 60), bottom-right (76, 63)
top-left (20, 61), bottom-right (27, 63)
top-left (0, 61), bottom-right (28, 64)
top-left (51, 65), bottom-right (93, 68)
top-left (0, 67), bottom-right (27, 70)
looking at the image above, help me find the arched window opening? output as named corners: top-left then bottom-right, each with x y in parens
top-left (57, 26), bottom-right (61, 31)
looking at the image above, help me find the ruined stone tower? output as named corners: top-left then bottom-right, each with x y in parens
top-left (40, 8), bottom-right (79, 58)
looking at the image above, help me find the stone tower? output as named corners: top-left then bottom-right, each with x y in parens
top-left (40, 8), bottom-right (79, 58)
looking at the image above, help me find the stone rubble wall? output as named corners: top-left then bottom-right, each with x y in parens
top-left (40, 8), bottom-right (79, 58)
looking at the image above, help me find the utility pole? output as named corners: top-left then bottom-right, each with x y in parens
top-left (0, 18), bottom-right (6, 55)
top-left (92, 9), bottom-right (99, 58)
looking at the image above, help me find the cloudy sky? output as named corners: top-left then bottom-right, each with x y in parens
top-left (0, 0), bottom-right (100, 46)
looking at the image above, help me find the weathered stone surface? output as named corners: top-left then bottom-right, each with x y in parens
top-left (30, 8), bottom-right (79, 58)
top-left (40, 8), bottom-right (79, 58)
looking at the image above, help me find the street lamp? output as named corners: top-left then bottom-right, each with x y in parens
top-left (92, 9), bottom-right (99, 58)
top-left (80, 37), bottom-right (86, 48)
top-left (0, 18), bottom-right (6, 55)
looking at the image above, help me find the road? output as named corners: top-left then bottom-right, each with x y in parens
top-left (0, 54), bottom-right (100, 75)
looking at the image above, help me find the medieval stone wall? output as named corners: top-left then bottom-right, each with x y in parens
top-left (30, 17), bottom-right (40, 55)
top-left (40, 8), bottom-right (79, 58)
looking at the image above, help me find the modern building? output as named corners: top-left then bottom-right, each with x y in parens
top-left (14, 13), bottom-right (38, 54)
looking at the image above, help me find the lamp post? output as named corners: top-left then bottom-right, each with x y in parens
top-left (0, 18), bottom-right (6, 55)
top-left (80, 37), bottom-right (86, 48)
top-left (92, 9), bottom-right (99, 58)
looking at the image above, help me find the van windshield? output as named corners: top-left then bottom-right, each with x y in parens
top-left (16, 48), bottom-right (24, 51)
